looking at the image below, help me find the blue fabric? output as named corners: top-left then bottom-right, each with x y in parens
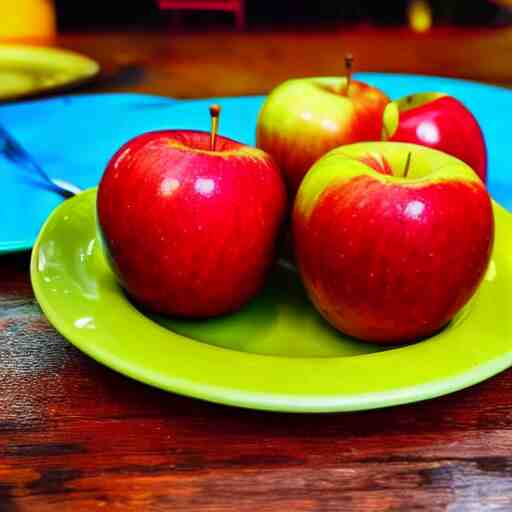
top-left (0, 74), bottom-right (509, 252)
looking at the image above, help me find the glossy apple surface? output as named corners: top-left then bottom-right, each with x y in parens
top-left (257, 77), bottom-right (390, 193)
top-left (383, 93), bottom-right (487, 182)
top-left (97, 130), bottom-right (287, 318)
top-left (293, 142), bottom-right (494, 344)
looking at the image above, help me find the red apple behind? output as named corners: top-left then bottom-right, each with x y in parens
top-left (383, 93), bottom-right (487, 182)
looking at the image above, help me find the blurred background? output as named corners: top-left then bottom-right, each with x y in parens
top-left (53, 0), bottom-right (512, 30)
top-left (1, 0), bottom-right (512, 99)
top-left (54, 1), bottom-right (512, 30)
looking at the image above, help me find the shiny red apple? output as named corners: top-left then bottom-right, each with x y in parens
top-left (257, 76), bottom-right (390, 194)
top-left (293, 141), bottom-right (494, 344)
top-left (97, 129), bottom-right (287, 318)
top-left (382, 92), bottom-right (487, 182)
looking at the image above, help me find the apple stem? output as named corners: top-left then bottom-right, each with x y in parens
top-left (209, 104), bottom-right (221, 151)
top-left (344, 53), bottom-right (354, 96)
top-left (403, 152), bottom-right (412, 178)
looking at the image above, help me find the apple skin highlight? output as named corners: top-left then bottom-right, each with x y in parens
top-left (97, 130), bottom-right (287, 318)
top-left (293, 142), bottom-right (494, 344)
top-left (383, 94), bottom-right (487, 182)
top-left (257, 77), bottom-right (390, 194)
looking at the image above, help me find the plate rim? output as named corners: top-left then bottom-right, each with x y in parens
top-left (30, 188), bottom-right (512, 413)
top-left (357, 71), bottom-right (512, 94)
top-left (0, 43), bottom-right (100, 102)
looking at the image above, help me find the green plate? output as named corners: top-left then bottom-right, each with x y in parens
top-left (0, 44), bottom-right (99, 101)
top-left (31, 189), bottom-right (512, 413)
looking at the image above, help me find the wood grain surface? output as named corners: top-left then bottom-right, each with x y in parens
top-left (2, 26), bottom-right (512, 511)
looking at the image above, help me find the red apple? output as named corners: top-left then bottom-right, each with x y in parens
top-left (257, 76), bottom-right (390, 194)
top-left (382, 93), bottom-right (487, 182)
top-left (97, 129), bottom-right (287, 318)
top-left (293, 141), bottom-right (494, 344)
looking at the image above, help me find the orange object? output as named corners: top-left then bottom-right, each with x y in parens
top-left (0, 0), bottom-right (56, 43)
top-left (157, 0), bottom-right (245, 30)
top-left (407, 0), bottom-right (432, 33)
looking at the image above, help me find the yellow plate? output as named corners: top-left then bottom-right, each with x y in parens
top-left (0, 44), bottom-right (99, 101)
top-left (30, 190), bottom-right (512, 412)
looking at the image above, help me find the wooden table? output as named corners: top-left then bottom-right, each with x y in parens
top-left (2, 26), bottom-right (512, 511)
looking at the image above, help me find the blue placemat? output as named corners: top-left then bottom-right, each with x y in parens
top-left (0, 74), bottom-right (510, 253)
